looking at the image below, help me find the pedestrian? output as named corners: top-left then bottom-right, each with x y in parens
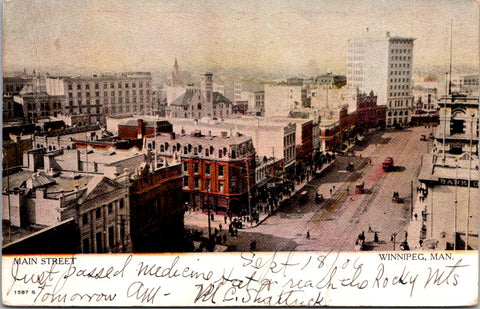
top-left (330, 188), bottom-right (333, 195)
top-left (333, 185), bottom-right (336, 190)
top-left (414, 213), bottom-right (418, 220)
top-left (252, 240), bottom-right (257, 250)
top-left (368, 224), bottom-right (372, 232)
top-left (211, 214), bottom-right (214, 221)
top-left (223, 234), bottom-right (227, 243)
top-left (224, 216), bottom-right (227, 224)
top-left (306, 230), bottom-right (310, 239)
top-left (234, 228), bottom-right (238, 236)
top-left (374, 232), bottom-right (379, 243)
top-left (405, 231), bottom-right (408, 240)
top-left (219, 223), bottom-right (222, 231)
top-left (346, 188), bottom-right (349, 195)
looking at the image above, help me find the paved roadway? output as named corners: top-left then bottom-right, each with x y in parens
top-left (237, 126), bottom-right (433, 252)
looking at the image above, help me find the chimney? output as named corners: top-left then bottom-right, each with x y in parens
top-left (208, 130), bottom-right (212, 137)
top-left (137, 119), bottom-right (145, 139)
top-left (221, 131), bottom-right (228, 139)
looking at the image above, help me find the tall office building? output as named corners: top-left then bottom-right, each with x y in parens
top-left (347, 31), bottom-right (415, 126)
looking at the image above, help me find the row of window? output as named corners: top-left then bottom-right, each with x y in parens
top-left (389, 92), bottom-right (410, 97)
top-left (69, 97), bottom-right (146, 105)
top-left (390, 84), bottom-right (410, 90)
top-left (184, 176), bottom-right (225, 192)
top-left (391, 63), bottom-right (410, 68)
top-left (390, 70), bottom-right (410, 76)
top-left (184, 162), bottom-right (223, 177)
top-left (390, 77), bottom-right (410, 83)
top-left (391, 56), bottom-right (410, 61)
top-left (68, 81), bottom-right (150, 91)
top-left (391, 48), bottom-right (411, 54)
top-left (69, 90), bottom-right (149, 98)
top-left (82, 199), bottom-right (125, 225)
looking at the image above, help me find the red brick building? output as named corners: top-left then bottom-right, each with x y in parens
top-left (129, 163), bottom-right (184, 252)
top-left (356, 91), bottom-right (386, 131)
top-left (118, 119), bottom-right (173, 141)
top-left (143, 132), bottom-right (256, 215)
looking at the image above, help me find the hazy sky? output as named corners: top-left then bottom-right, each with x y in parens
top-left (3, 0), bottom-right (479, 76)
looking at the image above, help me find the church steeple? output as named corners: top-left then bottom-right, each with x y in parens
top-left (171, 58), bottom-right (181, 86)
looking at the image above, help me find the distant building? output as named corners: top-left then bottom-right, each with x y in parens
top-left (166, 73), bottom-right (232, 119)
top-left (62, 72), bottom-right (152, 123)
top-left (347, 31), bottom-right (415, 127)
top-left (264, 85), bottom-right (307, 117)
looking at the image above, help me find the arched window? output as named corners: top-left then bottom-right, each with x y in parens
top-left (231, 150), bottom-right (236, 159)
top-left (160, 145), bottom-right (165, 152)
top-left (164, 142), bottom-right (169, 151)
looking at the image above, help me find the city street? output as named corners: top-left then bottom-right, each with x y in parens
top-left (186, 126), bottom-right (433, 252)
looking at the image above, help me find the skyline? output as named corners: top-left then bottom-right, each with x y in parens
top-left (3, 0), bottom-right (479, 76)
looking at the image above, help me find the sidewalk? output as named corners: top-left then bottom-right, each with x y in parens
top-left (184, 154), bottom-right (340, 231)
top-left (406, 188), bottom-right (428, 250)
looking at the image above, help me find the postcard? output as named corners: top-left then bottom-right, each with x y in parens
top-left (2, 0), bottom-right (478, 306)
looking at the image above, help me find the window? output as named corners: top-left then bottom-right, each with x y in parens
top-left (219, 182), bottom-right (224, 192)
top-left (96, 208), bottom-right (101, 219)
top-left (83, 238), bottom-right (90, 253)
top-left (95, 83), bottom-right (99, 89)
top-left (77, 84), bottom-right (82, 90)
top-left (218, 165), bottom-right (224, 177)
top-left (205, 164), bottom-right (210, 176)
top-left (108, 226), bottom-right (114, 248)
top-left (119, 199), bottom-right (125, 209)
top-left (183, 162), bottom-right (189, 174)
top-left (68, 84), bottom-right (73, 90)
top-left (194, 178), bottom-right (199, 189)
top-left (194, 162), bottom-right (199, 174)
top-left (108, 204), bottom-right (113, 214)
top-left (82, 213), bottom-right (88, 225)
top-left (218, 149), bottom-right (223, 158)
top-left (86, 84), bottom-right (90, 90)
top-left (125, 83), bottom-right (129, 88)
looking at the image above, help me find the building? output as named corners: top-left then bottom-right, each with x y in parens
top-left (32, 124), bottom-right (103, 152)
top-left (166, 73), bottom-right (232, 119)
top-left (347, 31), bottom-right (415, 127)
top-left (433, 93), bottom-right (478, 156)
top-left (143, 132), bottom-right (256, 214)
top-left (2, 170), bottom-right (132, 253)
top-left (318, 105), bottom-right (357, 152)
top-left (129, 162), bottom-right (184, 252)
top-left (62, 72), bottom-right (152, 123)
top-left (264, 85), bottom-right (307, 117)
top-left (240, 90), bottom-right (265, 115)
top-left (450, 73), bottom-right (479, 95)
top-left (356, 91), bottom-right (387, 130)
top-left (118, 119), bottom-right (173, 141)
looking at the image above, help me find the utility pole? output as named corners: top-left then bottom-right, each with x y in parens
top-left (245, 160), bottom-right (251, 215)
top-left (466, 114), bottom-right (474, 250)
top-left (410, 181), bottom-right (413, 220)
